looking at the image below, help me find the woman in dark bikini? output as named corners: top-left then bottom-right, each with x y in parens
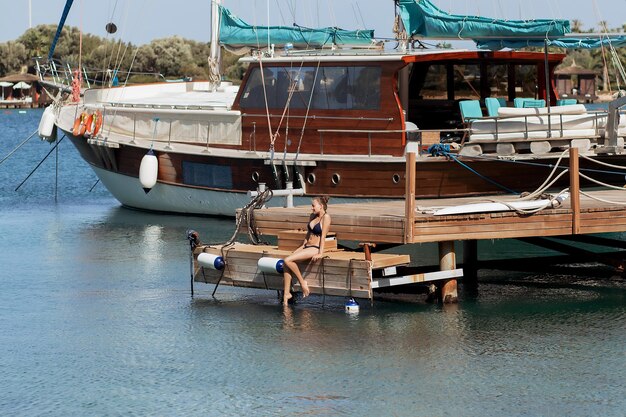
top-left (282, 196), bottom-right (331, 306)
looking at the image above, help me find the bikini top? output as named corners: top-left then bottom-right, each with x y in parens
top-left (307, 215), bottom-right (324, 236)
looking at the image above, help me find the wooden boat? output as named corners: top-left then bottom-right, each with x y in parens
top-left (39, 1), bottom-right (626, 216)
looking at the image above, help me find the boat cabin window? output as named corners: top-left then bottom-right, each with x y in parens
top-left (515, 65), bottom-right (538, 97)
top-left (239, 66), bottom-right (381, 111)
top-left (453, 65), bottom-right (481, 100)
top-left (488, 64), bottom-right (508, 98)
top-left (404, 60), bottom-right (547, 132)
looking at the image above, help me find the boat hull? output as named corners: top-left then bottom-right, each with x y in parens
top-left (64, 131), bottom-right (626, 216)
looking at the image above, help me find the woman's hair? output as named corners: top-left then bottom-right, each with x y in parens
top-left (313, 195), bottom-right (330, 211)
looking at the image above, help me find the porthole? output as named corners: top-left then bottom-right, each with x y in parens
top-left (251, 171), bottom-right (260, 182)
top-left (392, 173), bottom-right (401, 184)
top-left (307, 173), bottom-right (316, 184)
top-left (331, 173), bottom-right (341, 185)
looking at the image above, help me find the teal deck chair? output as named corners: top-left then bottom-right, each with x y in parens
top-left (557, 98), bottom-right (577, 106)
top-left (485, 97), bottom-right (506, 117)
top-left (459, 100), bottom-right (483, 122)
top-left (514, 98), bottom-right (546, 108)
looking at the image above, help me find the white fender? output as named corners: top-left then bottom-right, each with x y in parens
top-left (38, 106), bottom-right (56, 141)
top-left (258, 257), bottom-right (285, 274)
top-left (198, 253), bottom-right (225, 271)
top-left (139, 149), bottom-right (158, 193)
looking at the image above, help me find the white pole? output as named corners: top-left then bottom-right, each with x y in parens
top-left (28, 0), bottom-right (32, 28)
top-left (267, 0), bottom-right (270, 52)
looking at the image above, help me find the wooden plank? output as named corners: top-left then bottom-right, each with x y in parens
top-left (372, 268), bottom-right (464, 288)
top-left (570, 147), bottom-right (581, 234)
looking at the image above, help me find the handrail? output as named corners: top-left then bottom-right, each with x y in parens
top-left (242, 113), bottom-right (393, 122)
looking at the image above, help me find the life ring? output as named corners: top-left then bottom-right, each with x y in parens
top-left (82, 114), bottom-right (94, 137)
top-left (92, 110), bottom-right (103, 136)
top-left (72, 112), bottom-right (89, 136)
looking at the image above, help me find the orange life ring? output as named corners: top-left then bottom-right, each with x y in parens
top-left (72, 112), bottom-right (88, 136)
top-left (92, 110), bottom-right (103, 136)
top-left (82, 114), bottom-right (94, 137)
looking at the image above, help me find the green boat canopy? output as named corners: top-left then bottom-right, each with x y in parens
top-left (219, 6), bottom-right (374, 48)
top-left (397, 0), bottom-right (570, 41)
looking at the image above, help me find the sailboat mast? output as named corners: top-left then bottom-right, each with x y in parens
top-left (209, 0), bottom-right (222, 87)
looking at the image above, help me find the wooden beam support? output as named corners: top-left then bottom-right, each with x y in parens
top-left (404, 148), bottom-right (416, 243)
top-left (439, 241), bottom-right (458, 303)
top-left (462, 239), bottom-right (478, 286)
top-left (569, 147), bottom-right (581, 234)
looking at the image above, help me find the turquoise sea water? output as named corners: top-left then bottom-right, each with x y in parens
top-left (0, 109), bottom-right (625, 416)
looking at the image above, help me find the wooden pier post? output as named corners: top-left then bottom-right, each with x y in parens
top-left (439, 241), bottom-right (458, 303)
top-left (569, 147), bottom-right (580, 234)
top-left (404, 147), bottom-right (417, 243)
top-left (462, 239), bottom-right (478, 286)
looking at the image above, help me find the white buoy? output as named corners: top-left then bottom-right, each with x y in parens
top-left (139, 149), bottom-right (158, 193)
top-left (197, 253), bottom-right (225, 271)
top-left (345, 298), bottom-right (360, 313)
top-left (38, 106), bottom-right (56, 141)
top-left (257, 257), bottom-right (285, 274)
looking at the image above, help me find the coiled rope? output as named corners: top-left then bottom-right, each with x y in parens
top-left (222, 188), bottom-right (274, 247)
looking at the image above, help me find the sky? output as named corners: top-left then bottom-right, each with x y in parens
top-left (0, 0), bottom-right (624, 46)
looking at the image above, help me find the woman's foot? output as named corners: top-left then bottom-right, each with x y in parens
top-left (301, 281), bottom-right (310, 298)
top-left (282, 292), bottom-right (293, 306)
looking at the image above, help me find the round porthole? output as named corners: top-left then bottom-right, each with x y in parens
top-left (331, 173), bottom-right (341, 185)
top-left (392, 173), bottom-right (401, 184)
top-left (307, 173), bottom-right (316, 185)
top-left (251, 171), bottom-right (260, 182)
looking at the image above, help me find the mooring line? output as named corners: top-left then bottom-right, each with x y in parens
top-left (15, 135), bottom-right (66, 192)
top-left (0, 129), bottom-right (38, 166)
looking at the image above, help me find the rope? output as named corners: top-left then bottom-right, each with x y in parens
top-left (0, 129), bottom-right (38, 165)
top-left (222, 188), bottom-right (274, 247)
top-left (347, 259), bottom-right (353, 299)
top-left (579, 154), bottom-right (626, 171)
top-left (472, 153), bottom-right (626, 178)
top-left (446, 153), bottom-right (519, 194)
top-left (294, 61), bottom-right (321, 163)
top-left (579, 172), bottom-right (626, 191)
top-left (580, 190), bottom-right (626, 206)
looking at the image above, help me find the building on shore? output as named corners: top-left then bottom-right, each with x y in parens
top-left (0, 73), bottom-right (52, 109)
top-left (554, 62), bottom-right (598, 103)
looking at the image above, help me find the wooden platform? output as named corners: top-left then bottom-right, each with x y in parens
top-left (245, 189), bottom-right (626, 244)
top-left (194, 243), bottom-right (411, 299)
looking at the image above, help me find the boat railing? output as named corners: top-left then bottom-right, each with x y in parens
top-left (34, 57), bottom-right (165, 90)
top-left (241, 113), bottom-right (394, 122)
top-left (316, 128), bottom-right (409, 156)
top-left (468, 109), bottom-right (624, 143)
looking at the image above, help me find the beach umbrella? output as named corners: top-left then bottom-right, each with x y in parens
top-left (13, 81), bottom-right (31, 89)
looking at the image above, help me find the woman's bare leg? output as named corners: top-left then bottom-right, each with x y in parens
top-left (282, 271), bottom-right (293, 306)
top-left (283, 247), bottom-right (317, 299)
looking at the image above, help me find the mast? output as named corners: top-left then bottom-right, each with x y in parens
top-left (208, 0), bottom-right (222, 89)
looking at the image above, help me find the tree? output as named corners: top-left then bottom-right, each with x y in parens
top-left (0, 41), bottom-right (28, 76)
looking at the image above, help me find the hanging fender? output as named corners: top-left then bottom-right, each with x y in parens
top-left (139, 149), bottom-right (158, 193)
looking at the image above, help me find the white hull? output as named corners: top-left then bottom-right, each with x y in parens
top-left (92, 165), bottom-right (389, 216)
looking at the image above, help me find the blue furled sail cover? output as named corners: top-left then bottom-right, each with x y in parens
top-left (219, 6), bottom-right (374, 48)
top-left (477, 36), bottom-right (626, 50)
top-left (397, 0), bottom-right (570, 40)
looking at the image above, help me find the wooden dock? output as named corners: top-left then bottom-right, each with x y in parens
top-left (192, 148), bottom-right (626, 303)
top-left (248, 189), bottom-right (626, 244)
